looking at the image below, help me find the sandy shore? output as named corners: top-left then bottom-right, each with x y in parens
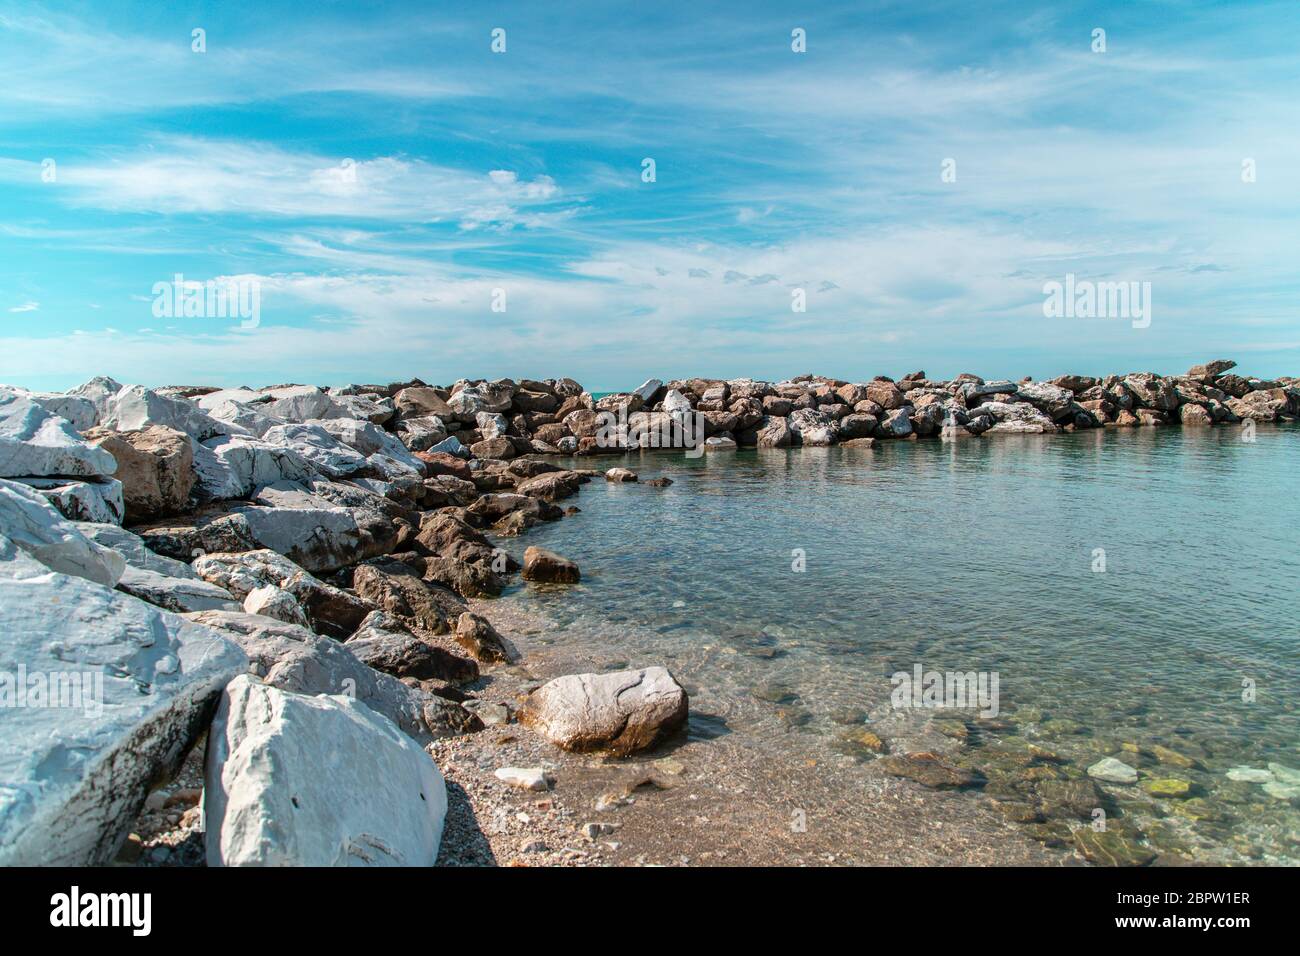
top-left (430, 599), bottom-right (1076, 867)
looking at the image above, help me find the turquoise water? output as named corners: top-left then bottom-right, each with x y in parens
top-left (500, 425), bottom-right (1300, 863)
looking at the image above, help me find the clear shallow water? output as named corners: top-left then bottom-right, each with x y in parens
top-left (499, 425), bottom-right (1300, 863)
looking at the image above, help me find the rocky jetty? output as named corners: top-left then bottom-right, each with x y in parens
top-left (0, 360), bottom-right (1292, 867)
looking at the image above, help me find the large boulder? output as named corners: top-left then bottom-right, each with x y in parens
top-left (192, 435), bottom-right (316, 501)
top-left (518, 666), bottom-right (688, 755)
top-left (84, 425), bottom-right (194, 522)
top-left (260, 423), bottom-right (367, 478)
top-left (351, 561), bottom-right (465, 634)
top-left (0, 479), bottom-right (125, 586)
top-left (754, 415), bottom-right (792, 448)
top-left (345, 611), bottom-right (478, 683)
top-left (1015, 381), bottom-right (1076, 420)
top-left (0, 388), bottom-right (117, 478)
top-left (185, 609), bottom-right (473, 742)
top-left (204, 675), bottom-right (447, 866)
top-left (1187, 359), bottom-right (1236, 383)
top-left (1123, 373), bottom-right (1179, 411)
top-left (0, 539), bottom-right (247, 865)
top-left (99, 385), bottom-right (238, 441)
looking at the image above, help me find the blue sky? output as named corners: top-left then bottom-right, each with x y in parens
top-left (1, 0), bottom-right (1297, 392)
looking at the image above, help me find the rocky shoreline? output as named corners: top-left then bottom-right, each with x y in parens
top-left (1, 359), bottom-right (1294, 867)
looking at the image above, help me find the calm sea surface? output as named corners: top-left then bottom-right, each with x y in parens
top-left (498, 424), bottom-right (1300, 863)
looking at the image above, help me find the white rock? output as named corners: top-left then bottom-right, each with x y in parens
top-left (1087, 757), bottom-right (1138, 784)
top-left (243, 584), bottom-right (309, 627)
top-left (192, 435), bottom-right (316, 501)
top-left (1225, 766), bottom-right (1274, 783)
top-left (194, 388), bottom-right (268, 411)
top-left (0, 479), bottom-right (125, 586)
top-left (0, 388), bottom-right (118, 478)
top-left (1268, 762), bottom-right (1300, 785)
top-left (260, 385), bottom-right (345, 423)
top-left (203, 398), bottom-right (285, 438)
top-left (662, 389), bottom-right (693, 421)
top-left (260, 423), bottom-right (367, 478)
top-left (427, 435), bottom-right (468, 458)
top-left (13, 476), bottom-right (125, 524)
top-left (331, 393), bottom-right (393, 426)
top-left (494, 767), bottom-right (553, 791)
top-left (519, 666), bottom-right (689, 755)
top-left (67, 375), bottom-right (124, 421)
top-left (703, 435), bottom-right (738, 451)
top-left (632, 379), bottom-right (663, 404)
top-left (30, 393), bottom-right (98, 432)
top-left (0, 538), bottom-right (247, 865)
top-left (204, 675), bottom-right (447, 866)
top-left (476, 412), bottom-right (509, 440)
top-left (395, 415), bottom-right (449, 452)
top-left (100, 385), bottom-right (241, 441)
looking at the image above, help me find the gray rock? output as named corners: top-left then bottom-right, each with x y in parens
top-left (117, 565), bottom-right (240, 613)
top-left (0, 479), bottom-right (125, 586)
top-left (0, 539), bottom-right (247, 865)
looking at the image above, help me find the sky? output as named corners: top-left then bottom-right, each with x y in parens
top-left (1, 0), bottom-right (1297, 393)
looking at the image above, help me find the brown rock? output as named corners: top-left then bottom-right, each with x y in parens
top-left (84, 425), bottom-right (194, 523)
top-left (522, 546), bottom-right (580, 583)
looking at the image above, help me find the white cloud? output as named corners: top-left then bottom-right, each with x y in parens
top-left (1, 141), bottom-right (570, 227)
top-left (8, 301), bottom-right (38, 313)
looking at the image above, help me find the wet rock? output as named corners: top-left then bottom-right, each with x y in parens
top-left (643, 477), bottom-right (673, 487)
top-left (519, 666), bottom-right (688, 755)
top-left (605, 467), bottom-right (638, 482)
top-left (522, 546), bottom-right (581, 583)
top-left (454, 611), bottom-right (519, 663)
top-left (1140, 777), bottom-right (1192, 798)
top-left (1087, 757), bottom-right (1139, 784)
top-left (1037, 779), bottom-right (1103, 819)
top-left (1072, 828), bottom-right (1156, 867)
top-left (205, 675), bottom-right (447, 866)
top-left (876, 754), bottom-right (982, 790)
